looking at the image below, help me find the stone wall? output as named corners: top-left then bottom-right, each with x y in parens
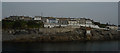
top-left (39, 28), bottom-right (75, 34)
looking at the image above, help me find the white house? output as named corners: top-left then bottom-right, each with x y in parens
top-left (68, 20), bottom-right (78, 25)
top-left (86, 20), bottom-right (93, 26)
top-left (46, 18), bottom-right (58, 23)
top-left (86, 27), bottom-right (91, 35)
top-left (44, 23), bottom-right (60, 28)
top-left (34, 16), bottom-right (42, 20)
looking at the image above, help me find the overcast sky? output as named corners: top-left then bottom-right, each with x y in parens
top-left (2, 0), bottom-right (120, 2)
top-left (0, 2), bottom-right (1, 21)
top-left (3, 2), bottom-right (118, 25)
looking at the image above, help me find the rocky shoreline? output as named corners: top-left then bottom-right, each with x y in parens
top-left (2, 28), bottom-right (119, 42)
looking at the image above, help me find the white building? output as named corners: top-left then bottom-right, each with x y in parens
top-left (34, 16), bottom-right (42, 20)
top-left (67, 19), bottom-right (100, 29)
top-left (44, 23), bottom-right (60, 28)
top-left (68, 20), bottom-right (78, 25)
top-left (85, 20), bottom-right (93, 26)
top-left (86, 27), bottom-right (91, 35)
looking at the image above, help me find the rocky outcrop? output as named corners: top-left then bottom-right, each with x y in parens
top-left (91, 29), bottom-right (118, 40)
top-left (2, 28), bottom-right (119, 42)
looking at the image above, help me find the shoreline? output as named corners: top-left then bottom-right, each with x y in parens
top-left (3, 40), bottom-right (119, 43)
top-left (2, 38), bottom-right (119, 43)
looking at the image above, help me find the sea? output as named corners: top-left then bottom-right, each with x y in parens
top-left (2, 40), bottom-right (120, 53)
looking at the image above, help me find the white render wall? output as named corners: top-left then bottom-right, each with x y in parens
top-left (68, 24), bottom-right (100, 29)
top-left (34, 17), bottom-right (41, 20)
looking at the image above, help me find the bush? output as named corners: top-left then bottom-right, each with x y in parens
top-left (93, 22), bottom-right (108, 28)
top-left (2, 20), bottom-right (44, 29)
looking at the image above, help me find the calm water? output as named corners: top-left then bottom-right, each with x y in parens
top-left (2, 40), bottom-right (119, 52)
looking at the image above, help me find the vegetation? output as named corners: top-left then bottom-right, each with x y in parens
top-left (2, 20), bottom-right (44, 29)
top-left (27, 21), bottom-right (43, 28)
top-left (93, 22), bottom-right (108, 28)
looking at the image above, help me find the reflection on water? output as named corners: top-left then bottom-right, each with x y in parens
top-left (2, 40), bottom-right (119, 52)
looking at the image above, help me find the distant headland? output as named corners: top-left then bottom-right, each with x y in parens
top-left (2, 16), bottom-right (119, 42)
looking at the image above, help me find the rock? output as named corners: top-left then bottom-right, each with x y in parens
top-left (2, 28), bottom-right (119, 42)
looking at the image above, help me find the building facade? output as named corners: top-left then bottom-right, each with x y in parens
top-left (34, 16), bottom-right (42, 20)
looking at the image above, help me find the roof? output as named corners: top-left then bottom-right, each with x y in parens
top-left (35, 16), bottom-right (42, 17)
top-left (69, 20), bottom-right (76, 21)
top-left (57, 18), bottom-right (68, 19)
top-left (48, 18), bottom-right (56, 20)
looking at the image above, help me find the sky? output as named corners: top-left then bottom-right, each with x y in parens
top-left (118, 2), bottom-right (120, 25)
top-left (2, 2), bottom-right (118, 25)
top-left (0, 2), bottom-right (1, 21)
top-left (2, 0), bottom-right (120, 2)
